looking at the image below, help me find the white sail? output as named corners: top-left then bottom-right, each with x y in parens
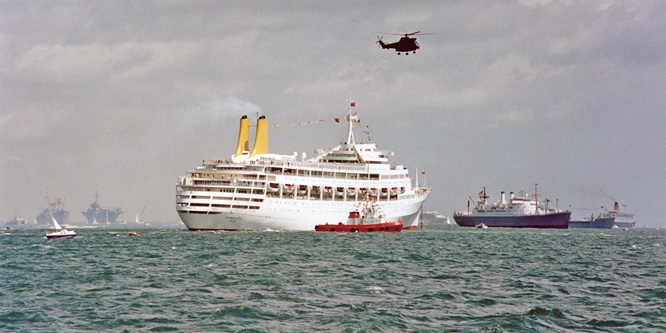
top-left (51, 217), bottom-right (63, 230)
top-left (47, 190), bottom-right (61, 230)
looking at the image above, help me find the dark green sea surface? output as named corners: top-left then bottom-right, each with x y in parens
top-left (1, 226), bottom-right (665, 332)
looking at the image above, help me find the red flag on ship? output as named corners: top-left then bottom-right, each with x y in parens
top-left (350, 102), bottom-right (355, 107)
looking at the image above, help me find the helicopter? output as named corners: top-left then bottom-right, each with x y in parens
top-left (376, 31), bottom-right (433, 55)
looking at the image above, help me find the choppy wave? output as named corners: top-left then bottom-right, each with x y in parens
top-left (1, 227), bottom-right (665, 332)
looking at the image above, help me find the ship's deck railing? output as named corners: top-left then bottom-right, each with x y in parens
top-left (203, 159), bottom-right (398, 173)
top-left (190, 179), bottom-right (264, 188)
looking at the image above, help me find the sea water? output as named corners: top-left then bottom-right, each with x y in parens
top-left (1, 226), bottom-right (664, 332)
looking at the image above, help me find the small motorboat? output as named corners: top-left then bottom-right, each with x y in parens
top-left (475, 223), bottom-right (488, 229)
top-left (129, 232), bottom-right (140, 237)
top-left (315, 199), bottom-right (402, 232)
top-left (46, 227), bottom-right (77, 239)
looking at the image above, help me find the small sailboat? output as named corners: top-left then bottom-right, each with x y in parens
top-left (44, 190), bottom-right (76, 239)
top-left (134, 207), bottom-right (147, 225)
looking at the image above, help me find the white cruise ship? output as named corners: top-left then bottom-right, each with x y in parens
top-left (176, 102), bottom-right (430, 231)
top-left (601, 202), bottom-right (636, 229)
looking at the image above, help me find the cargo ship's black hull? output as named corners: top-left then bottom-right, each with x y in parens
top-left (569, 217), bottom-right (614, 229)
top-left (453, 211), bottom-right (570, 229)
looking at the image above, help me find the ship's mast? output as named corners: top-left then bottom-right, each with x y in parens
top-left (46, 190), bottom-right (55, 222)
top-left (46, 189), bottom-right (61, 230)
top-left (534, 183), bottom-right (539, 213)
top-left (415, 167), bottom-right (419, 188)
top-left (346, 98), bottom-right (357, 145)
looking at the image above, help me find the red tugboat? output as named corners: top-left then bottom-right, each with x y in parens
top-left (315, 199), bottom-right (403, 232)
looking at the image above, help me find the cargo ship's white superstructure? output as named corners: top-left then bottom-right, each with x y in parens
top-left (176, 102), bottom-right (429, 231)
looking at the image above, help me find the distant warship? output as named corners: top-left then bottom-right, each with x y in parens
top-left (36, 197), bottom-right (70, 225)
top-left (81, 192), bottom-right (123, 224)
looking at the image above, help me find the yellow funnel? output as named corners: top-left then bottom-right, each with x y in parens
top-left (250, 116), bottom-right (268, 157)
top-left (233, 115), bottom-right (249, 157)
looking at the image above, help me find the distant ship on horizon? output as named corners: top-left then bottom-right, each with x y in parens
top-left (453, 186), bottom-right (570, 229)
top-left (422, 210), bottom-right (451, 225)
top-left (4, 214), bottom-right (30, 229)
top-left (81, 192), bottom-right (123, 224)
top-left (602, 201), bottom-right (636, 229)
top-left (35, 197), bottom-right (69, 226)
top-left (569, 214), bottom-right (615, 229)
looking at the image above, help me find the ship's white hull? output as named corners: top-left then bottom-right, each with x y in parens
top-left (178, 196), bottom-right (426, 231)
top-left (610, 214), bottom-right (636, 228)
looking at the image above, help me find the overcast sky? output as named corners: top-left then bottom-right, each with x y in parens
top-left (1, 1), bottom-right (664, 227)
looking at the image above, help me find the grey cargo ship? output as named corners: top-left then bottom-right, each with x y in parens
top-left (569, 215), bottom-right (615, 229)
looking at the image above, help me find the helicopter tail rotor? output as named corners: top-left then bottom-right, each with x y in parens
top-left (376, 36), bottom-right (386, 49)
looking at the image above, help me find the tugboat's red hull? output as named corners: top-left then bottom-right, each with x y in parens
top-left (315, 220), bottom-right (403, 232)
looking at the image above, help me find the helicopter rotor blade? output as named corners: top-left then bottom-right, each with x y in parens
top-left (378, 31), bottom-right (435, 37)
top-left (407, 31), bottom-right (436, 36)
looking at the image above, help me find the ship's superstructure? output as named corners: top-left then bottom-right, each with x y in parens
top-left (176, 102), bottom-right (429, 231)
top-left (453, 186), bottom-right (570, 229)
